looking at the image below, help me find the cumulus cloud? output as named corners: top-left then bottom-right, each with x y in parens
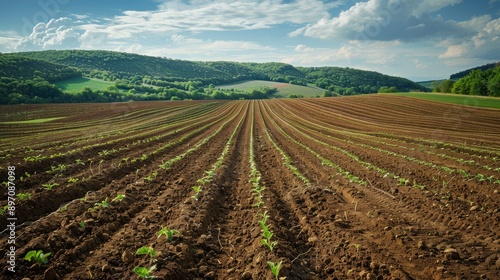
top-left (302, 0), bottom-right (499, 44)
top-left (289, 0), bottom-right (470, 41)
top-left (439, 18), bottom-right (500, 60)
top-left (15, 17), bottom-right (82, 50)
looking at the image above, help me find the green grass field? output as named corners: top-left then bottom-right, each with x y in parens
top-left (217, 80), bottom-right (324, 98)
top-left (383, 92), bottom-right (500, 109)
top-left (55, 77), bottom-right (116, 92)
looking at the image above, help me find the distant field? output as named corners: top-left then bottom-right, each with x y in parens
top-left (416, 80), bottom-right (440, 89)
top-left (55, 77), bottom-right (117, 92)
top-left (383, 92), bottom-right (500, 109)
top-left (217, 80), bottom-right (324, 98)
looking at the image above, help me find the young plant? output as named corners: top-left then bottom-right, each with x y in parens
top-left (192, 185), bottom-right (202, 201)
top-left (261, 238), bottom-right (278, 251)
top-left (98, 150), bottom-right (110, 157)
top-left (78, 221), bottom-right (85, 228)
top-left (267, 261), bottom-right (282, 280)
top-left (134, 265), bottom-right (157, 279)
top-left (94, 197), bottom-right (110, 209)
top-left (42, 182), bottom-right (59, 190)
top-left (68, 178), bottom-right (79, 183)
top-left (16, 192), bottom-right (31, 200)
top-left (75, 159), bottom-right (85, 166)
top-left (157, 227), bottom-right (179, 242)
top-left (136, 246), bottom-right (157, 258)
top-left (24, 250), bottom-right (51, 266)
top-left (0, 205), bottom-right (8, 215)
top-left (112, 194), bottom-right (126, 202)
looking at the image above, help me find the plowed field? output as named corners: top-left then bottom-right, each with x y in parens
top-left (1, 96), bottom-right (499, 280)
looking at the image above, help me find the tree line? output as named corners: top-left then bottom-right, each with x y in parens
top-left (433, 66), bottom-right (500, 97)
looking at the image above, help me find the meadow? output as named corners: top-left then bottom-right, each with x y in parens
top-left (55, 77), bottom-right (118, 92)
top-left (217, 79), bottom-right (324, 98)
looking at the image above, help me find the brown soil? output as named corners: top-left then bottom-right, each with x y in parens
top-left (0, 96), bottom-right (499, 280)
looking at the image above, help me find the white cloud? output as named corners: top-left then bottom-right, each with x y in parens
top-left (411, 0), bottom-right (462, 18)
top-left (15, 17), bottom-right (81, 50)
top-left (437, 17), bottom-right (499, 60)
top-left (289, 0), bottom-right (469, 41)
top-left (94, 0), bottom-right (332, 39)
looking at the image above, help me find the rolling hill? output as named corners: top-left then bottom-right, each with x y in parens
top-left (1, 49), bottom-right (430, 104)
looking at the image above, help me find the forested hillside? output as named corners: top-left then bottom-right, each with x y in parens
top-left (450, 62), bottom-right (500, 80)
top-left (1, 50), bottom-right (430, 104)
top-left (300, 67), bottom-right (428, 94)
top-left (0, 53), bottom-right (80, 82)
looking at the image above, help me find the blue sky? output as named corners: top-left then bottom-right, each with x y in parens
top-left (1, 0), bottom-right (499, 81)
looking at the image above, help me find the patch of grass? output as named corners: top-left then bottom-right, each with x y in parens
top-left (1, 117), bottom-right (65, 124)
top-left (217, 80), bottom-right (324, 98)
top-left (55, 77), bottom-right (118, 93)
top-left (383, 92), bottom-right (500, 109)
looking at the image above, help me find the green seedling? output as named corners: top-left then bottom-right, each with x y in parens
top-left (24, 250), bottom-right (51, 265)
top-left (42, 182), bottom-right (59, 190)
top-left (68, 178), bottom-right (79, 183)
top-left (75, 159), bottom-right (85, 166)
top-left (16, 193), bottom-right (31, 200)
top-left (0, 205), bottom-right (8, 215)
top-left (192, 186), bottom-right (202, 201)
top-left (261, 238), bottom-right (278, 251)
top-left (94, 197), bottom-right (110, 209)
top-left (136, 246), bottom-right (157, 258)
top-left (140, 154), bottom-right (148, 161)
top-left (267, 261), bottom-right (282, 280)
top-left (134, 265), bottom-right (157, 279)
top-left (112, 194), bottom-right (126, 202)
top-left (98, 150), bottom-right (110, 156)
top-left (78, 221), bottom-right (85, 228)
top-left (157, 227), bottom-right (179, 242)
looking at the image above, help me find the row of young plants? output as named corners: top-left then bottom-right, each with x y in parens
top-left (190, 106), bottom-right (245, 201)
top-left (297, 119), bottom-right (498, 185)
top-left (0, 105), bottom-right (241, 219)
top-left (1, 102), bottom-right (216, 166)
top-left (258, 103), bottom-right (310, 187)
top-left (18, 102), bottom-right (229, 165)
top-left (372, 131), bottom-right (500, 162)
top-left (116, 103), bottom-right (243, 187)
top-left (2, 103), bottom-right (195, 158)
top-left (249, 102), bottom-right (283, 280)
top-left (275, 101), bottom-right (498, 185)
top-left (2, 103), bottom-right (235, 192)
top-left (268, 101), bottom-right (495, 213)
top-left (287, 98), bottom-right (500, 162)
top-left (134, 103), bottom-right (247, 278)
